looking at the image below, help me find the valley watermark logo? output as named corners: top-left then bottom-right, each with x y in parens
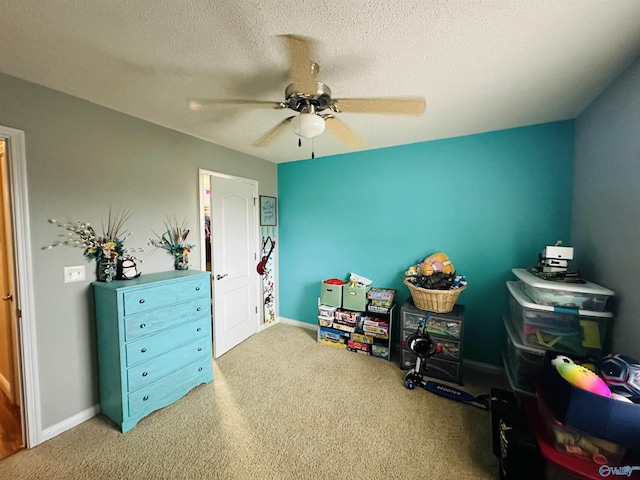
top-left (599, 465), bottom-right (640, 477)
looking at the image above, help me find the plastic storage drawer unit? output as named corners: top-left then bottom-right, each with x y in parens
top-left (507, 281), bottom-right (611, 357)
top-left (503, 315), bottom-right (546, 395)
top-left (512, 268), bottom-right (614, 311)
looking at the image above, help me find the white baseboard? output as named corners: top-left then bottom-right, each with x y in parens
top-left (40, 404), bottom-right (100, 443)
top-left (278, 317), bottom-right (318, 331)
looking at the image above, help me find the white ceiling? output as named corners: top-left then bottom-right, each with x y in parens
top-left (1, 1), bottom-right (640, 164)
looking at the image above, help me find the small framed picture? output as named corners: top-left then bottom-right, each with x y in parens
top-left (259, 195), bottom-right (277, 226)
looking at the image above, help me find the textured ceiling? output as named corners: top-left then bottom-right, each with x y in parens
top-left (1, 0), bottom-right (640, 163)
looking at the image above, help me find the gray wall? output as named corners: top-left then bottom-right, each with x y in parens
top-left (0, 72), bottom-right (277, 430)
top-left (572, 54), bottom-right (640, 359)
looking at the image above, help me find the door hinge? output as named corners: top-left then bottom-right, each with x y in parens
top-left (253, 197), bottom-right (257, 206)
top-left (255, 306), bottom-right (258, 314)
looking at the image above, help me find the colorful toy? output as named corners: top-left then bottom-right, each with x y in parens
top-left (599, 353), bottom-right (640, 403)
top-left (553, 356), bottom-right (611, 397)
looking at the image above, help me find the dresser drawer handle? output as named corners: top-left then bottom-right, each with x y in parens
top-left (196, 307), bottom-right (201, 312)
top-left (141, 348), bottom-right (147, 353)
top-left (140, 324), bottom-right (146, 329)
top-left (195, 287), bottom-right (200, 291)
top-left (198, 347), bottom-right (202, 352)
top-left (198, 367), bottom-right (203, 372)
top-left (139, 299), bottom-right (145, 304)
top-left (143, 395), bottom-right (149, 401)
top-left (142, 372), bottom-right (148, 377)
top-left (197, 327), bottom-right (202, 332)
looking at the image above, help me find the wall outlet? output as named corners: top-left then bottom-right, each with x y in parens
top-left (64, 265), bottom-right (85, 283)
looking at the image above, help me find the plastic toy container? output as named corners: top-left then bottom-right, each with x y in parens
top-left (318, 304), bottom-right (337, 318)
top-left (503, 315), bottom-right (546, 395)
top-left (512, 268), bottom-right (614, 311)
top-left (317, 315), bottom-right (334, 327)
top-left (507, 281), bottom-right (610, 357)
top-left (523, 396), bottom-right (640, 480)
top-left (536, 386), bottom-right (627, 466)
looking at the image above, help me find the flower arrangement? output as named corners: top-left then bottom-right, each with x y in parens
top-left (44, 208), bottom-right (142, 264)
top-left (148, 217), bottom-right (194, 269)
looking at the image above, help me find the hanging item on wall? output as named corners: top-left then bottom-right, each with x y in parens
top-left (257, 237), bottom-right (275, 275)
top-left (259, 195), bottom-right (277, 226)
top-left (260, 228), bottom-right (277, 325)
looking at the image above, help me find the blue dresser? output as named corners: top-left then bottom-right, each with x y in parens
top-left (93, 270), bottom-right (213, 432)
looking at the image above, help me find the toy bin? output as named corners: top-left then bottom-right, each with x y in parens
top-left (342, 285), bottom-right (371, 311)
top-left (320, 280), bottom-right (343, 308)
top-left (318, 304), bottom-right (337, 318)
top-left (523, 396), bottom-right (640, 480)
top-left (536, 386), bottom-right (627, 466)
top-left (507, 281), bottom-right (610, 357)
top-left (503, 315), bottom-right (546, 395)
top-left (512, 268), bottom-right (614, 311)
top-left (540, 351), bottom-right (640, 452)
top-left (318, 315), bottom-right (334, 328)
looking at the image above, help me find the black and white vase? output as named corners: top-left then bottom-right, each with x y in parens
top-left (174, 254), bottom-right (189, 270)
top-left (96, 258), bottom-right (117, 282)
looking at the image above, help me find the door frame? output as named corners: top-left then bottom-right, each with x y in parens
top-left (197, 169), bottom-right (262, 346)
top-left (0, 125), bottom-right (40, 448)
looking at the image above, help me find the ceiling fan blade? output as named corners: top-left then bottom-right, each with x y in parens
top-left (189, 99), bottom-right (283, 111)
top-left (279, 34), bottom-right (318, 94)
top-left (253, 116), bottom-right (295, 147)
top-left (332, 97), bottom-right (426, 115)
top-left (324, 116), bottom-right (365, 149)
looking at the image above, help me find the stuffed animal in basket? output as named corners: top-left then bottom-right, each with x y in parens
top-left (419, 252), bottom-right (455, 276)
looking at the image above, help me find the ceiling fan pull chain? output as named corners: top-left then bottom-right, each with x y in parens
top-left (311, 137), bottom-right (315, 159)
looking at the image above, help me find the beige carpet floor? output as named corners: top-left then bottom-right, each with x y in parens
top-left (0, 323), bottom-right (504, 479)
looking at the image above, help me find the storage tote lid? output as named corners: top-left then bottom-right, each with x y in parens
top-left (511, 268), bottom-right (615, 296)
top-left (507, 281), bottom-right (612, 318)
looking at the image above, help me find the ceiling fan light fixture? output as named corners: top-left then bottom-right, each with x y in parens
top-left (292, 112), bottom-right (325, 139)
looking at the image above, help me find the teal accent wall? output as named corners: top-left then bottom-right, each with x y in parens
top-left (278, 121), bottom-right (575, 366)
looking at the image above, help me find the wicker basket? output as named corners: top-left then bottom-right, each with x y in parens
top-left (403, 278), bottom-right (466, 313)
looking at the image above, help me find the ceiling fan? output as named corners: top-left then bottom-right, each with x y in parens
top-left (189, 35), bottom-right (426, 154)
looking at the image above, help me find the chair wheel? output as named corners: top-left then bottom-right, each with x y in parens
top-left (404, 378), bottom-right (416, 390)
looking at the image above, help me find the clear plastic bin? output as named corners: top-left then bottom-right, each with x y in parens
top-left (512, 268), bottom-right (614, 311)
top-left (507, 281), bottom-right (610, 357)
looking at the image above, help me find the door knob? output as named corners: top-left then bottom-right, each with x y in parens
top-left (2, 294), bottom-right (13, 301)
top-left (215, 274), bottom-right (228, 280)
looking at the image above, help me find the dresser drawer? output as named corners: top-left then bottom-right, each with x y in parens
top-left (124, 297), bottom-right (211, 342)
top-left (127, 337), bottom-right (212, 391)
top-left (128, 356), bottom-right (211, 415)
top-left (125, 317), bottom-right (210, 366)
top-left (123, 276), bottom-right (210, 315)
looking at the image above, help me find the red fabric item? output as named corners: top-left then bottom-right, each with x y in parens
top-left (323, 278), bottom-right (346, 285)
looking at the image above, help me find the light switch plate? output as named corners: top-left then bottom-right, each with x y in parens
top-left (64, 265), bottom-right (85, 283)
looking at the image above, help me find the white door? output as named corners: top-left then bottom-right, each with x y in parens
top-left (206, 173), bottom-right (259, 357)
